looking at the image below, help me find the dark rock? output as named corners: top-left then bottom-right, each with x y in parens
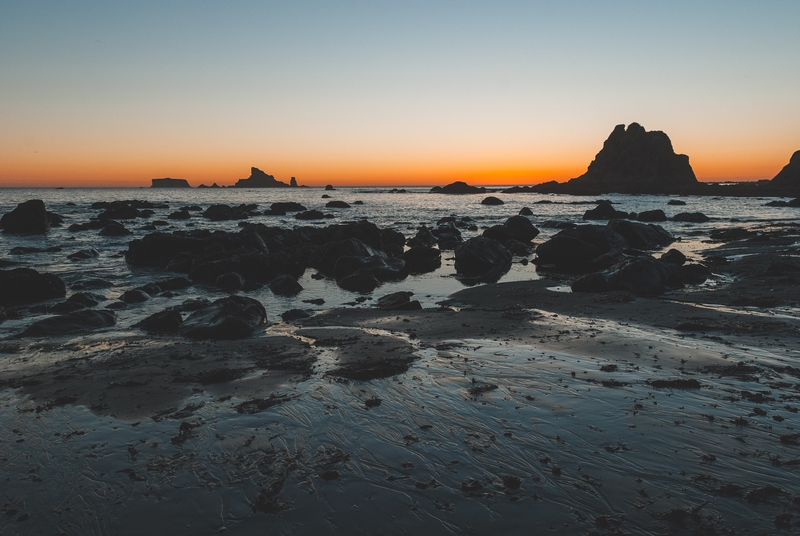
top-left (310, 238), bottom-right (382, 277)
top-left (337, 272), bottom-right (379, 293)
top-left (667, 199), bottom-right (687, 206)
top-left (234, 167), bottom-right (290, 188)
top-left (281, 309), bottom-right (311, 322)
top-left (0, 268), bottom-right (66, 306)
top-left (71, 278), bottom-right (113, 290)
top-left (136, 309), bottom-right (183, 333)
top-left (295, 210), bottom-right (325, 220)
top-left (481, 196), bottom-right (504, 206)
top-left (606, 256), bottom-right (682, 296)
top-left (68, 249), bottom-right (99, 261)
top-left (271, 202), bottom-right (307, 212)
top-left (679, 263), bottom-right (711, 284)
top-left (583, 202), bottom-right (628, 220)
top-left (558, 123), bottom-right (698, 195)
top-left (519, 207), bottom-right (533, 216)
top-left (503, 215), bottom-right (540, 242)
top-left (98, 221), bottom-right (131, 236)
top-left (155, 277), bottom-right (192, 291)
top-left (98, 201), bottom-right (141, 220)
top-left (535, 225), bottom-right (627, 271)
top-left (454, 237), bottom-right (512, 282)
top-left (407, 225), bottom-right (437, 249)
top-left (504, 239), bottom-right (534, 256)
top-left (401, 247), bottom-right (442, 274)
top-left (768, 150), bottom-right (800, 196)
top-left (1, 200), bottom-right (50, 234)
top-left (290, 177), bottom-right (298, 187)
top-left (151, 178), bottom-right (190, 188)
top-left (660, 249), bottom-right (686, 266)
top-left (120, 290), bottom-right (150, 304)
top-left (326, 200), bottom-right (351, 208)
top-left (431, 223), bottom-right (463, 250)
top-left (203, 204), bottom-right (249, 221)
top-left (215, 272), bottom-right (245, 290)
top-left (710, 228), bottom-right (751, 241)
top-left (430, 181), bottom-right (486, 194)
top-left (18, 310), bottom-right (116, 337)
top-left (10, 246), bottom-right (60, 255)
top-left (571, 273), bottom-right (610, 293)
top-left (607, 219), bottom-right (674, 250)
top-left (325, 184), bottom-right (335, 191)
top-left (178, 296), bottom-right (267, 339)
top-left (334, 255), bottom-right (407, 283)
top-left (672, 212), bottom-right (710, 223)
top-left (68, 223), bottom-right (89, 232)
top-left (269, 274), bottom-right (303, 296)
top-left (637, 209), bottom-right (667, 222)
top-left (105, 301), bottom-right (127, 310)
top-left (376, 291), bottom-right (422, 311)
top-left (67, 292), bottom-right (104, 307)
top-left (168, 209), bottom-right (191, 220)
top-left (262, 208), bottom-right (286, 216)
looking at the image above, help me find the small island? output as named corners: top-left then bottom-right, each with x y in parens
top-left (234, 167), bottom-right (298, 188)
top-left (151, 178), bottom-right (190, 188)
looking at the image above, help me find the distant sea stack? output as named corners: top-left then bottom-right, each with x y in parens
top-left (563, 123), bottom-right (698, 195)
top-left (430, 181), bottom-right (487, 194)
top-left (767, 150), bottom-right (800, 196)
top-left (234, 167), bottom-right (296, 188)
top-left (151, 178), bottom-right (190, 188)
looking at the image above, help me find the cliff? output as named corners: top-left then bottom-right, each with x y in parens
top-left (767, 150), bottom-right (800, 196)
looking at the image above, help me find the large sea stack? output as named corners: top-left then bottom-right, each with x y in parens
top-left (234, 167), bottom-right (292, 188)
top-left (562, 123), bottom-right (698, 195)
top-left (151, 178), bottom-right (190, 188)
top-left (767, 150), bottom-right (800, 196)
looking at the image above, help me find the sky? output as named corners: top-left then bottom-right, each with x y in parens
top-left (1, 1), bottom-right (799, 187)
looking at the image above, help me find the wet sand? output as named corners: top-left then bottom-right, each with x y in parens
top-left (2, 228), bottom-right (800, 534)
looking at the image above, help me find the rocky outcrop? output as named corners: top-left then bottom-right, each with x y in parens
top-left (1, 200), bottom-right (52, 234)
top-left (535, 225), bottom-right (627, 272)
top-left (430, 181), bottom-right (487, 194)
top-left (0, 268), bottom-right (66, 306)
top-left (234, 167), bottom-right (291, 188)
top-left (18, 310), bottom-right (116, 337)
top-left (606, 219), bottom-right (675, 250)
top-left (768, 150), bottom-right (800, 196)
top-left (151, 178), bottom-right (190, 188)
top-left (178, 296), bottom-right (267, 339)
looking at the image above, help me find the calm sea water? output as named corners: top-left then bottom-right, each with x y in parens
top-left (1, 186), bottom-right (797, 337)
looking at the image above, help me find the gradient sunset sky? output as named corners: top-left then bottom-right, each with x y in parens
top-left (2, 1), bottom-right (799, 187)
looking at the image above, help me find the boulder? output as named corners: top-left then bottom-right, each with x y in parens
top-left (325, 184), bottom-right (335, 191)
top-left (571, 273), bottom-right (610, 293)
top-left (430, 181), bottom-right (486, 194)
top-left (401, 247), bottom-right (442, 274)
top-left (136, 309), bottom-right (183, 333)
top-left (503, 215), bottom-right (540, 242)
top-left (1, 200), bottom-right (53, 234)
top-left (203, 204), bottom-right (249, 221)
top-left (326, 200), bottom-right (351, 208)
top-left (310, 238), bottom-right (382, 276)
top-left (282, 309), bottom-right (311, 322)
top-left (583, 202), bottom-right (628, 220)
top-left (178, 296), bottom-right (267, 339)
top-left (660, 249), bottom-right (687, 266)
top-left (97, 201), bottom-right (141, 220)
top-left (269, 274), bottom-right (303, 296)
top-left (120, 289), bottom-right (150, 303)
top-left (376, 291), bottom-right (422, 311)
top-left (18, 310), bottom-right (116, 337)
top-left (519, 207), bottom-right (533, 216)
top-left (337, 272), bottom-right (380, 293)
top-left (605, 256), bottom-right (682, 296)
top-left (535, 225), bottom-right (627, 270)
top-left (667, 199), bottom-right (687, 206)
top-left (637, 209), bottom-right (667, 222)
top-left (334, 255), bottom-right (407, 283)
top-left (679, 263), bottom-right (711, 285)
top-left (169, 209), bottom-right (191, 220)
top-left (606, 219), bottom-right (674, 250)
top-left (68, 249), bottom-right (99, 261)
top-left (672, 212), bottom-right (710, 223)
top-left (216, 271), bottom-right (245, 290)
top-left (295, 210), bottom-right (325, 220)
top-left (431, 223), bottom-right (463, 250)
top-left (406, 225), bottom-right (437, 249)
top-left (481, 196), bottom-right (504, 206)
top-left (0, 268), bottom-right (66, 306)
top-left (98, 221), bottom-right (131, 236)
top-left (454, 237), bottom-right (512, 282)
top-left (271, 202), bottom-right (307, 212)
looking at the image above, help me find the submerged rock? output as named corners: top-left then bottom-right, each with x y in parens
top-left (178, 296), bottom-right (267, 339)
top-left (481, 196), bottom-right (504, 206)
top-left (672, 212), bottom-right (710, 223)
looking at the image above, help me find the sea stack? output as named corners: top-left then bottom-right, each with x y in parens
top-left (560, 123), bottom-right (698, 195)
top-left (767, 150), bottom-right (800, 196)
top-left (151, 178), bottom-right (190, 188)
top-left (290, 177), bottom-right (298, 187)
top-left (234, 167), bottom-right (291, 188)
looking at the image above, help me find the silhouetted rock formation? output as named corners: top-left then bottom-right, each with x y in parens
top-left (768, 150), bottom-right (800, 196)
top-left (290, 177), bottom-right (298, 187)
top-left (563, 123), bottom-right (698, 194)
top-left (234, 167), bottom-right (290, 188)
top-left (1, 200), bottom-right (51, 234)
top-left (430, 181), bottom-right (487, 194)
top-left (151, 178), bottom-right (190, 188)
